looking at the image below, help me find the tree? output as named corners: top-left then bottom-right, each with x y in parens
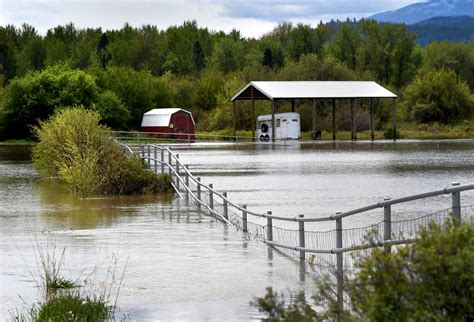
top-left (401, 68), bottom-right (473, 123)
top-left (329, 22), bottom-right (360, 70)
top-left (94, 66), bottom-right (173, 128)
top-left (214, 37), bottom-right (244, 73)
top-left (262, 48), bottom-right (273, 69)
top-left (192, 40), bottom-right (205, 73)
top-left (423, 41), bottom-right (474, 90)
top-left (0, 65), bottom-right (100, 139)
top-left (288, 23), bottom-right (320, 61)
top-left (96, 32), bottom-right (112, 69)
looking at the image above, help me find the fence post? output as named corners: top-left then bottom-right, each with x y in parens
top-left (223, 192), bottom-right (229, 220)
top-left (175, 154), bottom-right (180, 191)
top-left (266, 211), bottom-right (273, 242)
top-left (335, 213), bottom-right (344, 316)
top-left (161, 148), bottom-right (164, 174)
top-left (184, 164), bottom-right (189, 202)
top-left (242, 205), bottom-right (248, 233)
top-left (139, 144), bottom-right (143, 159)
top-left (147, 144), bottom-right (151, 168)
top-left (168, 149), bottom-right (172, 176)
top-left (209, 184), bottom-right (214, 211)
top-left (451, 182), bottom-right (461, 225)
top-left (384, 198), bottom-right (392, 253)
top-left (154, 146), bottom-right (158, 173)
top-left (197, 177), bottom-right (201, 208)
top-left (298, 215), bottom-right (305, 260)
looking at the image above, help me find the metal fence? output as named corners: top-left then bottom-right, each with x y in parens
top-left (131, 143), bottom-right (474, 312)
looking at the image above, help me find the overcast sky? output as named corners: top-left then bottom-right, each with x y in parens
top-left (0, 0), bottom-right (422, 38)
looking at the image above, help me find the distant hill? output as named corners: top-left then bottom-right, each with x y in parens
top-left (370, 0), bottom-right (473, 24)
top-left (408, 16), bottom-right (474, 46)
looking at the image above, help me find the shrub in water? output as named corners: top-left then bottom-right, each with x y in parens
top-left (32, 107), bottom-right (172, 196)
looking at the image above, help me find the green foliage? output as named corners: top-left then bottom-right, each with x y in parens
top-left (254, 221), bottom-right (474, 321)
top-left (192, 40), bottom-right (205, 73)
top-left (401, 68), bottom-right (473, 123)
top-left (0, 20), bottom-right (472, 137)
top-left (94, 66), bottom-right (173, 128)
top-left (32, 107), bottom-right (173, 196)
top-left (351, 221), bottom-right (474, 321)
top-left (93, 90), bottom-right (129, 130)
top-left (0, 65), bottom-right (99, 139)
top-left (423, 41), bottom-right (474, 90)
top-left (252, 288), bottom-right (320, 322)
top-left (96, 32), bottom-right (112, 69)
top-left (214, 37), bottom-right (245, 73)
top-left (34, 293), bottom-right (112, 322)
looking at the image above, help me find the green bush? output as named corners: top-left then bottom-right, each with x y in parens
top-left (401, 68), bottom-right (473, 124)
top-left (32, 107), bottom-right (173, 197)
top-left (254, 221), bottom-right (474, 321)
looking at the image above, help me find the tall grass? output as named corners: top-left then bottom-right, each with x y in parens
top-left (13, 238), bottom-right (127, 321)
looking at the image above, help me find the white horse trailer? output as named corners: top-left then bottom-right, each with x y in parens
top-left (256, 112), bottom-right (301, 142)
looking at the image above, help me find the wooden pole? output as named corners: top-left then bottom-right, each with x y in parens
top-left (271, 100), bottom-right (276, 142)
top-left (292, 99), bottom-right (295, 113)
top-left (332, 99), bottom-right (336, 141)
top-left (232, 100), bottom-right (236, 141)
top-left (350, 98), bottom-right (355, 141)
top-left (251, 87), bottom-right (255, 141)
top-left (312, 99), bottom-right (316, 139)
top-left (370, 98), bottom-right (374, 141)
top-left (392, 98), bottom-right (397, 142)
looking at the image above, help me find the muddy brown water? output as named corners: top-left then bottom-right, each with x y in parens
top-left (1, 141), bottom-right (473, 320)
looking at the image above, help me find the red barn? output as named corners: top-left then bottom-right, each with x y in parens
top-left (141, 108), bottom-right (195, 142)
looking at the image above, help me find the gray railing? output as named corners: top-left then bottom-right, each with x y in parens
top-left (131, 143), bottom-right (474, 312)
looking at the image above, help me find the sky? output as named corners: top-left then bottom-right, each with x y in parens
top-left (0, 0), bottom-right (423, 38)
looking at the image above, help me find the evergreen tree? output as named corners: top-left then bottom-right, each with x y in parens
top-left (97, 32), bottom-right (111, 69)
top-left (262, 48), bottom-right (273, 68)
top-left (192, 40), bottom-right (205, 73)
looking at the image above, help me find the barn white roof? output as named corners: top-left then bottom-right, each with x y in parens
top-left (141, 108), bottom-right (194, 127)
top-left (231, 81), bottom-right (397, 101)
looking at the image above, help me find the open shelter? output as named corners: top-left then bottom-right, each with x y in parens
top-left (231, 81), bottom-right (397, 141)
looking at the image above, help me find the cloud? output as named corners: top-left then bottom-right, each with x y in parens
top-left (0, 0), bottom-right (422, 38)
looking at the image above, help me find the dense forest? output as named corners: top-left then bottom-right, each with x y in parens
top-left (0, 19), bottom-right (473, 139)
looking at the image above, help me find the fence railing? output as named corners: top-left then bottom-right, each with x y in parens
top-left (130, 142), bottom-right (474, 313)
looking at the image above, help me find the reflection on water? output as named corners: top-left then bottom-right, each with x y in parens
top-left (36, 179), bottom-right (175, 230)
top-left (1, 141), bottom-right (474, 320)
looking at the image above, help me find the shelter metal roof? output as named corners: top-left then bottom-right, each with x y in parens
top-left (141, 108), bottom-right (194, 127)
top-left (231, 81), bottom-right (397, 101)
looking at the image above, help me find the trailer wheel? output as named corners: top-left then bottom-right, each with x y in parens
top-left (261, 123), bottom-right (269, 133)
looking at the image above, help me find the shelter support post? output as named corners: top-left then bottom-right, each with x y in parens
top-left (332, 99), bottom-right (336, 141)
top-left (370, 98), bottom-right (374, 141)
top-left (232, 100), bottom-right (236, 141)
top-left (350, 98), bottom-right (355, 141)
top-left (251, 87), bottom-right (255, 141)
top-left (291, 99), bottom-right (295, 113)
top-left (271, 100), bottom-right (276, 142)
top-left (392, 98), bottom-right (397, 142)
top-left (311, 99), bottom-right (316, 139)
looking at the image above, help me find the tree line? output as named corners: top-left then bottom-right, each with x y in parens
top-left (0, 19), bottom-right (472, 139)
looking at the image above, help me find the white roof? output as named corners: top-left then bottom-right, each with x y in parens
top-left (141, 108), bottom-right (194, 127)
top-left (232, 81), bottom-right (397, 101)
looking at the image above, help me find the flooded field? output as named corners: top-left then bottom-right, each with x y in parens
top-left (1, 140), bottom-right (473, 320)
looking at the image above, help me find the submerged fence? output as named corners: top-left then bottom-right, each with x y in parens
top-left (129, 143), bottom-right (474, 312)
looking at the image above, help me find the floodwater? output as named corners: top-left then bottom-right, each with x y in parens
top-left (1, 140), bottom-right (473, 320)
